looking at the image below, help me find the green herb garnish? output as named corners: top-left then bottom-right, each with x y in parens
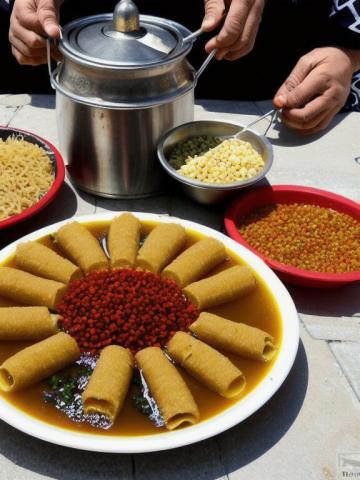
top-left (132, 394), bottom-right (152, 416)
top-left (46, 374), bottom-right (77, 405)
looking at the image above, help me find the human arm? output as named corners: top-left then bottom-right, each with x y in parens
top-left (273, 47), bottom-right (360, 134)
top-left (9, 0), bottom-right (62, 65)
top-left (201, 0), bottom-right (265, 60)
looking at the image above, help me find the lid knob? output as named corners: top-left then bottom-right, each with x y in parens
top-left (114, 0), bottom-right (140, 33)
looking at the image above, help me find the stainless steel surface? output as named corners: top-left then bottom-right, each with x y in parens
top-left (157, 120), bottom-right (274, 205)
top-left (52, 57), bottom-right (195, 108)
top-left (113, 0), bottom-right (140, 32)
top-left (57, 14), bottom-right (194, 108)
top-left (57, 91), bottom-right (194, 198)
top-left (59, 14), bottom-right (189, 68)
top-left (53, 9), bottom-right (216, 198)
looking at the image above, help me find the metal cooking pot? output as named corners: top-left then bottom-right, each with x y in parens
top-left (49, 0), bottom-right (214, 198)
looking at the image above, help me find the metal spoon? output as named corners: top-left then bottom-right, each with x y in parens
top-left (203, 109), bottom-right (278, 159)
top-left (233, 109), bottom-right (279, 139)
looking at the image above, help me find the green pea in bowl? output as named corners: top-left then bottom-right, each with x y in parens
top-left (157, 120), bottom-right (273, 205)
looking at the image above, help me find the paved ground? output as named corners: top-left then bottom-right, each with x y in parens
top-left (0, 94), bottom-right (359, 480)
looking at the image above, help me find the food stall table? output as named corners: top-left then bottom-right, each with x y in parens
top-left (0, 93), bottom-right (359, 480)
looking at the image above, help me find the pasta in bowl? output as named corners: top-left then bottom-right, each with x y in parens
top-left (0, 127), bottom-right (65, 230)
top-left (0, 213), bottom-right (299, 452)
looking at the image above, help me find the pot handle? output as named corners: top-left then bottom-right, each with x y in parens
top-left (182, 27), bottom-right (217, 81)
top-left (182, 27), bottom-right (203, 44)
top-left (46, 39), bottom-right (55, 90)
top-left (46, 33), bottom-right (62, 90)
top-left (195, 48), bottom-right (217, 82)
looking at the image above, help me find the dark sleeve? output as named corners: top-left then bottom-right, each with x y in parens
top-left (0, 0), bottom-right (11, 12)
top-left (328, 0), bottom-right (360, 49)
top-left (330, 1), bottom-right (360, 111)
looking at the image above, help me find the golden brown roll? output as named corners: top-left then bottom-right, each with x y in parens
top-left (136, 223), bottom-right (186, 274)
top-left (15, 241), bottom-right (82, 284)
top-left (189, 312), bottom-right (276, 362)
top-left (135, 347), bottom-right (199, 430)
top-left (0, 267), bottom-right (67, 310)
top-left (0, 306), bottom-right (60, 341)
top-left (55, 221), bottom-right (108, 273)
top-left (183, 265), bottom-right (256, 309)
top-left (162, 237), bottom-right (226, 287)
top-left (0, 332), bottom-right (80, 392)
top-left (82, 346), bottom-right (134, 422)
top-left (0, 297), bottom-right (18, 307)
top-left (167, 332), bottom-right (245, 398)
top-left (108, 213), bottom-right (141, 268)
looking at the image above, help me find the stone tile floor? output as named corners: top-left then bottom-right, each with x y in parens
top-left (0, 95), bottom-right (359, 480)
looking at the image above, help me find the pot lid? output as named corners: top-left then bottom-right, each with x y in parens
top-left (60, 0), bottom-right (190, 68)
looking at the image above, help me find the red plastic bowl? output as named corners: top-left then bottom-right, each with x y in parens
top-left (225, 185), bottom-right (360, 288)
top-left (0, 127), bottom-right (65, 230)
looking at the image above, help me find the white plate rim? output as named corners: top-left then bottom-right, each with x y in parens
top-left (0, 212), bottom-right (299, 453)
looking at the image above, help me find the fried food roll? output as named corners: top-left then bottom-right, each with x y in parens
top-left (162, 237), bottom-right (226, 287)
top-left (0, 267), bottom-right (67, 310)
top-left (189, 312), bottom-right (276, 362)
top-left (183, 265), bottom-right (256, 309)
top-left (135, 347), bottom-right (199, 430)
top-left (0, 297), bottom-right (18, 307)
top-left (108, 213), bottom-right (141, 269)
top-left (16, 241), bottom-right (82, 284)
top-left (136, 223), bottom-right (186, 274)
top-left (167, 332), bottom-right (246, 398)
top-left (83, 345), bottom-right (134, 422)
top-left (55, 221), bottom-right (108, 273)
top-left (0, 332), bottom-right (80, 392)
top-left (0, 306), bottom-right (60, 341)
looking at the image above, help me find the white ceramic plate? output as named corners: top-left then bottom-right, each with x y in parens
top-left (0, 213), bottom-right (299, 453)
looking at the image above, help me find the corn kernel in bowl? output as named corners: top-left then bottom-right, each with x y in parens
top-left (176, 139), bottom-right (265, 184)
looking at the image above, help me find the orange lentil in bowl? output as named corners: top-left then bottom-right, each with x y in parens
top-left (237, 203), bottom-right (360, 273)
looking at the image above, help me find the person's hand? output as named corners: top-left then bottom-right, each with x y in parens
top-left (9, 0), bottom-right (63, 66)
top-left (273, 47), bottom-right (359, 134)
top-left (202, 0), bottom-right (265, 60)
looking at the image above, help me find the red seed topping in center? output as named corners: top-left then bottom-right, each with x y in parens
top-left (57, 269), bottom-right (199, 355)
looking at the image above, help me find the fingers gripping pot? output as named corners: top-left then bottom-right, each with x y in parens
top-left (50, 0), bottom-right (213, 198)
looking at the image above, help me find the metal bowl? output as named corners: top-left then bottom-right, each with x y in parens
top-left (157, 120), bottom-right (273, 205)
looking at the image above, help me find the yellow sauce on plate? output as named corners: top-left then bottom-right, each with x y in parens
top-left (0, 220), bottom-right (282, 436)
